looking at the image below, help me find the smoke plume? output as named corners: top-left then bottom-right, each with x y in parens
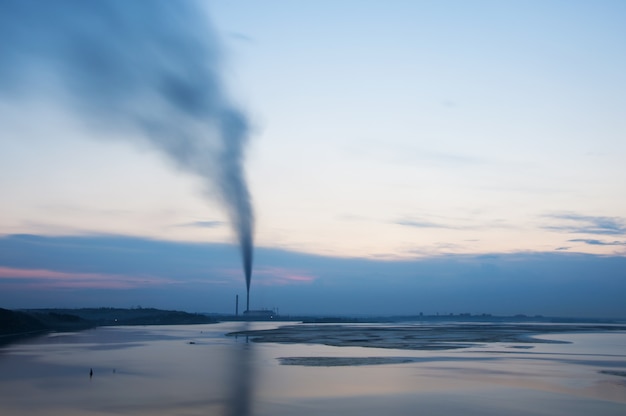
top-left (0, 1), bottom-right (254, 289)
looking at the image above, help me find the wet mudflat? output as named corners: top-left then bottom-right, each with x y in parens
top-left (230, 321), bottom-right (626, 350)
top-left (0, 321), bottom-right (625, 416)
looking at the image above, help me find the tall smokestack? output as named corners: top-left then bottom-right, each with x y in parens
top-left (0, 0), bottom-right (255, 293)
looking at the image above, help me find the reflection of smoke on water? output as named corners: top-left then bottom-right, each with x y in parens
top-left (224, 323), bottom-right (256, 416)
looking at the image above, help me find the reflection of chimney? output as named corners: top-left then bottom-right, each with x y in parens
top-left (235, 295), bottom-right (239, 316)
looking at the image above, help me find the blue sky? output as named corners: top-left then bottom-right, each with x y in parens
top-left (1, 1), bottom-right (625, 317)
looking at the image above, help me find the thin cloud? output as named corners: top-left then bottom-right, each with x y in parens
top-left (568, 239), bottom-right (626, 246)
top-left (221, 266), bottom-right (316, 286)
top-left (228, 32), bottom-right (254, 43)
top-left (252, 266), bottom-right (317, 286)
top-left (543, 213), bottom-right (626, 236)
top-left (336, 214), bottom-right (371, 222)
top-left (395, 219), bottom-right (450, 229)
top-left (355, 142), bottom-right (489, 169)
top-left (0, 266), bottom-right (173, 289)
top-left (395, 217), bottom-right (512, 231)
top-left (405, 242), bottom-right (469, 257)
top-left (179, 220), bottom-right (224, 228)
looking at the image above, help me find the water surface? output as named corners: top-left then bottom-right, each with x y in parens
top-left (1, 322), bottom-right (625, 415)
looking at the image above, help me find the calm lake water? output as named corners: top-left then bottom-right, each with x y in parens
top-left (1, 322), bottom-right (625, 416)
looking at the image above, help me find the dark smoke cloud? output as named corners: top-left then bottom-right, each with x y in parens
top-left (0, 0), bottom-right (254, 288)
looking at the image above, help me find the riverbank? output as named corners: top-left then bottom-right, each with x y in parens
top-left (0, 307), bottom-right (216, 344)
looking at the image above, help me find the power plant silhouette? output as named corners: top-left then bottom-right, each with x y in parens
top-left (235, 291), bottom-right (275, 320)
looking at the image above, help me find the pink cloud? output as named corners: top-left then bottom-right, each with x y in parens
top-left (0, 266), bottom-right (173, 289)
top-left (189, 266), bottom-right (317, 287)
top-left (247, 266), bottom-right (316, 286)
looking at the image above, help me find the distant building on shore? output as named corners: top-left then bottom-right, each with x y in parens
top-left (243, 309), bottom-right (275, 319)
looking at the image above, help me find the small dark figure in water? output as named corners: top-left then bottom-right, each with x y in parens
top-left (89, 368), bottom-right (93, 378)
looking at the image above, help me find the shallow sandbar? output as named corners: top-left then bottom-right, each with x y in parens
top-left (230, 322), bottom-right (626, 351)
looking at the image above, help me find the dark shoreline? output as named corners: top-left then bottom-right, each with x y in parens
top-left (0, 307), bottom-right (216, 345)
top-left (4, 307), bottom-right (626, 349)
